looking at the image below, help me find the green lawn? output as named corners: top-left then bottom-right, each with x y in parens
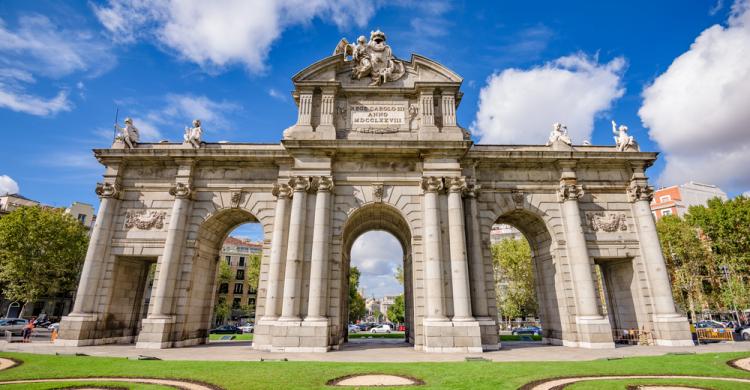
top-left (0, 351), bottom-right (748, 389)
top-left (208, 333), bottom-right (253, 341)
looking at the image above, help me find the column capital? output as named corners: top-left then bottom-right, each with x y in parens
top-left (627, 181), bottom-right (654, 203)
top-left (465, 184), bottom-right (481, 198)
top-left (446, 176), bottom-right (467, 193)
top-left (289, 176), bottom-right (311, 192)
top-left (272, 183), bottom-right (292, 199)
top-left (169, 182), bottom-right (193, 199)
top-left (421, 176), bottom-right (444, 193)
top-left (95, 181), bottom-right (120, 199)
top-left (314, 176), bottom-right (334, 193)
top-left (558, 182), bottom-right (583, 202)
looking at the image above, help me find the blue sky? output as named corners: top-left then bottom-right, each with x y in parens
top-left (1, 1), bottom-right (749, 295)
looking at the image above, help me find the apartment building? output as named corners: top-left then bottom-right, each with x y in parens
top-left (651, 182), bottom-right (728, 220)
top-left (216, 236), bottom-right (263, 323)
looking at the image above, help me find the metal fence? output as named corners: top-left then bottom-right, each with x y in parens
top-left (611, 328), bottom-right (654, 345)
top-left (695, 327), bottom-right (734, 343)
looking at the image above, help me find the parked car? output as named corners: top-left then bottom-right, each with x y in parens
top-left (694, 320), bottom-right (726, 329)
top-left (738, 327), bottom-right (750, 341)
top-left (0, 318), bottom-right (29, 336)
top-left (370, 324), bottom-right (392, 334)
top-left (398, 324), bottom-right (407, 332)
top-left (348, 324), bottom-right (359, 333)
top-left (209, 325), bottom-right (242, 334)
top-left (238, 324), bottom-right (254, 334)
top-left (511, 326), bottom-right (542, 336)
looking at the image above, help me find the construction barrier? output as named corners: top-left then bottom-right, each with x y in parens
top-left (695, 327), bottom-right (734, 343)
top-left (612, 328), bottom-right (653, 345)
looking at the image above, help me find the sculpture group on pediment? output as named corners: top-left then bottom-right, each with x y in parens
top-left (334, 30), bottom-right (406, 86)
top-left (125, 210), bottom-right (166, 230)
top-left (114, 118), bottom-right (139, 149)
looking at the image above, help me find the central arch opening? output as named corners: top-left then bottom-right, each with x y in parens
top-left (339, 203), bottom-right (414, 350)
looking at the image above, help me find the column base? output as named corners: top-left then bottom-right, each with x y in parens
top-left (575, 315), bottom-right (615, 349)
top-left (423, 320), bottom-right (483, 353)
top-left (135, 317), bottom-right (175, 349)
top-left (56, 313), bottom-right (100, 346)
top-left (653, 314), bottom-right (694, 346)
top-left (252, 319), bottom-right (329, 352)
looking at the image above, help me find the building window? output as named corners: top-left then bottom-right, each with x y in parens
top-left (659, 195), bottom-right (671, 202)
top-left (662, 209), bottom-right (672, 216)
top-left (225, 255), bottom-right (231, 265)
top-left (77, 213), bottom-right (86, 224)
top-left (233, 283), bottom-right (243, 294)
top-left (232, 298), bottom-right (241, 308)
top-left (239, 257), bottom-right (245, 267)
top-left (218, 283), bottom-right (228, 294)
top-left (236, 269), bottom-right (244, 280)
top-left (248, 286), bottom-right (256, 294)
top-left (248, 298), bottom-right (255, 306)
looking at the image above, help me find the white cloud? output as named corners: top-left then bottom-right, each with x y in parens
top-left (471, 53), bottom-right (626, 145)
top-left (268, 88), bottom-right (287, 101)
top-left (639, 0), bottom-right (750, 193)
top-left (0, 175), bottom-right (19, 196)
top-left (0, 14), bottom-right (112, 116)
top-left (93, 0), bottom-right (376, 73)
top-left (351, 230), bottom-right (404, 297)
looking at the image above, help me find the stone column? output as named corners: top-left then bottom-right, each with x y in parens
top-left (306, 176), bottom-right (334, 321)
top-left (70, 182), bottom-right (120, 314)
top-left (464, 185), bottom-right (489, 319)
top-left (150, 182), bottom-right (192, 318)
top-left (262, 183), bottom-right (292, 320)
top-left (558, 181), bottom-right (600, 318)
top-left (627, 181), bottom-right (679, 316)
top-left (441, 93), bottom-right (456, 127)
top-left (279, 176), bottom-right (310, 321)
top-left (422, 177), bottom-right (448, 321)
top-left (446, 177), bottom-right (474, 321)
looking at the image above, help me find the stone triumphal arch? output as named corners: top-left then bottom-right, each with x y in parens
top-left (59, 31), bottom-right (692, 352)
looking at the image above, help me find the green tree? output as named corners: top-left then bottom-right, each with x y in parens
top-left (656, 215), bottom-right (715, 320)
top-left (0, 206), bottom-right (89, 312)
top-left (491, 238), bottom-right (537, 321)
top-left (394, 265), bottom-right (404, 285)
top-left (387, 294), bottom-right (405, 324)
top-left (214, 260), bottom-right (232, 324)
top-left (246, 253), bottom-right (261, 291)
top-left (686, 196), bottom-right (750, 318)
top-left (348, 267), bottom-right (366, 322)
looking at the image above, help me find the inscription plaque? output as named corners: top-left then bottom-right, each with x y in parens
top-left (351, 104), bottom-right (405, 127)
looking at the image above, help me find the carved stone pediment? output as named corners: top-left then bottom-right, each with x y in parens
top-left (125, 210), bottom-right (166, 230)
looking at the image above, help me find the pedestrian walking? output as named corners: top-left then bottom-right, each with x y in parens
top-left (22, 317), bottom-right (35, 343)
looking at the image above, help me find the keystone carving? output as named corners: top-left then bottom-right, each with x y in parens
top-left (125, 210), bottom-right (166, 230)
top-left (230, 191), bottom-right (244, 208)
top-left (588, 212), bottom-right (628, 232)
top-left (511, 190), bottom-right (524, 209)
top-left (372, 183), bottom-right (385, 202)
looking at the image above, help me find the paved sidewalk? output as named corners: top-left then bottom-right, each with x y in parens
top-left (1, 340), bottom-right (748, 362)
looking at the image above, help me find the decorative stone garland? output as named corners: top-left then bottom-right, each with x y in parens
top-left (0, 357), bottom-right (222, 390)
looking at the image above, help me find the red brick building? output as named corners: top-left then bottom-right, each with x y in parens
top-left (651, 182), bottom-right (727, 220)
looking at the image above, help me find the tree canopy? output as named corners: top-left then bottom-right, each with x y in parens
top-left (387, 294), bottom-right (405, 324)
top-left (0, 206), bottom-right (89, 307)
top-left (491, 237), bottom-right (537, 321)
top-left (348, 266), bottom-right (366, 322)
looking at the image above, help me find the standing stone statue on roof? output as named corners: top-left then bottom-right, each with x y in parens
top-left (334, 29), bottom-right (406, 86)
top-left (546, 122), bottom-right (572, 146)
top-left (114, 117), bottom-right (139, 149)
top-left (612, 120), bottom-right (639, 151)
top-left (183, 119), bottom-right (203, 149)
